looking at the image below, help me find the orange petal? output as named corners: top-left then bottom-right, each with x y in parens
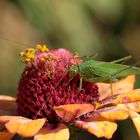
top-left (112, 89), bottom-right (140, 104)
top-left (0, 116), bottom-right (22, 123)
top-left (6, 118), bottom-right (46, 137)
top-left (87, 107), bottom-right (129, 122)
top-left (0, 95), bottom-right (16, 101)
top-left (117, 103), bottom-right (140, 136)
top-left (0, 95), bottom-right (17, 115)
top-left (125, 101), bottom-right (140, 113)
top-left (117, 104), bottom-right (140, 118)
top-left (131, 114), bottom-right (140, 137)
top-left (0, 130), bottom-right (14, 140)
top-left (97, 75), bottom-right (135, 101)
top-left (74, 120), bottom-right (117, 139)
top-left (34, 123), bottom-right (69, 140)
top-left (54, 104), bottom-right (94, 122)
top-left (0, 116), bottom-right (46, 137)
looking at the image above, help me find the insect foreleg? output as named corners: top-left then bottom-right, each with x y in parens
top-left (77, 64), bottom-right (83, 91)
top-left (54, 70), bottom-right (69, 89)
top-left (65, 77), bottom-right (74, 87)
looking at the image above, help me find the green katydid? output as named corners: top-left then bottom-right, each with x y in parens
top-left (69, 56), bottom-right (140, 92)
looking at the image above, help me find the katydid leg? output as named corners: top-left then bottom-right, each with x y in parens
top-left (79, 77), bottom-right (83, 91)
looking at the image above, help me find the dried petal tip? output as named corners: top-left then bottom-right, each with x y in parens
top-left (17, 46), bottom-right (99, 123)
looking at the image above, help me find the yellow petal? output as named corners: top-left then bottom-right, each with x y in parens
top-left (0, 95), bottom-right (16, 101)
top-left (117, 104), bottom-right (140, 137)
top-left (125, 101), bottom-right (140, 113)
top-left (0, 116), bottom-right (22, 123)
top-left (131, 114), bottom-right (140, 137)
top-left (54, 104), bottom-right (94, 122)
top-left (74, 120), bottom-right (117, 139)
top-left (0, 95), bottom-right (17, 115)
top-left (34, 123), bottom-right (69, 140)
top-left (97, 75), bottom-right (135, 101)
top-left (117, 104), bottom-right (139, 118)
top-left (0, 116), bottom-right (46, 137)
top-left (87, 107), bottom-right (129, 122)
top-left (112, 89), bottom-right (140, 104)
top-left (0, 130), bottom-right (14, 140)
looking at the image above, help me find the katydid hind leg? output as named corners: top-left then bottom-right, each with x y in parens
top-left (109, 76), bottom-right (113, 97)
top-left (77, 64), bottom-right (83, 91)
top-left (110, 56), bottom-right (132, 64)
top-left (79, 77), bottom-right (83, 91)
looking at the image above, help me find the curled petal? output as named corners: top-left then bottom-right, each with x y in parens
top-left (97, 75), bottom-right (135, 101)
top-left (87, 107), bottom-right (129, 122)
top-left (54, 104), bottom-right (94, 122)
top-left (74, 120), bottom-right (117, 139)
top-left (0, 116), bottom-right (46, 137)
top-left (0, 95), bottom-right (17, 115)
top-left (34, 123), bottom-right (69, 140)
top-left (112, 89), bottom-right (140, 104)
top-left (0, 130), bottom-right (14, 140)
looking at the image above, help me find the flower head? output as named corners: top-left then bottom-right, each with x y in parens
top-left (0, 45), bottom-right (140, 140)
top-left (17, 45), bottom-right (99, 123)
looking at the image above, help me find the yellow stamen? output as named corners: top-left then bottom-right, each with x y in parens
top-left (20, 52), bottom-right (25, 57)
top-left (20, 45), bottom-right (51, 63)
top-left (36, 44), bottom-right (49, 52)
top-left (40, 57), bottom-right (46, 62)
top-left (20, 47), bottom-right (36, 63)
top-left (95, 102), bottom-right (102, 110)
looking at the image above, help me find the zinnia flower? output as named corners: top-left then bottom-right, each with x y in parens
top-left (0, 45), bottom-right (140, 140)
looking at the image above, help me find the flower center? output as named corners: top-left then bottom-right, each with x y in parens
top-left (17, 46), bottom-right (99, 123)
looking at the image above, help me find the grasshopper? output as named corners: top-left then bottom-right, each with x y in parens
top-left (69, 56), bottom-right (140, 93)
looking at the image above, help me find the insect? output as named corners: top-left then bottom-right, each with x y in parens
top-left (69, 57), bottom-right (140, 92)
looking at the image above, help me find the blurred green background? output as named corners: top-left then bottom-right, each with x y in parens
top-left (0, 0), bottom-right (140, 139)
